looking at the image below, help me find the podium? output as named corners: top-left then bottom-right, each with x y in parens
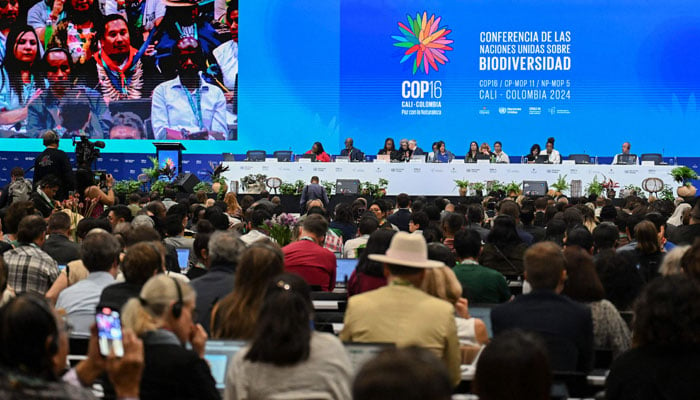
top-left (153, 142), bottom-right (186, 176)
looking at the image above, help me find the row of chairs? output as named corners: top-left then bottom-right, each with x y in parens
top-left (230, 151), bottom-right (667, 165)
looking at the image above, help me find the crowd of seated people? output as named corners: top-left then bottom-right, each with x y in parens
top-left (1, 170), bottom-right (700, 398)
top-left (0, 0), bottom-right (238, 140)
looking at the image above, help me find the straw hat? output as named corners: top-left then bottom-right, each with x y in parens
top-left (368, 232), bottom-right (444, 269)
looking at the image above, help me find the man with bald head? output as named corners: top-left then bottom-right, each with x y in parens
top-left (612, 142), bottom-right (638, 165)
top-left (340, 137), bottom-right (364, 161)
top-left (151, 37), bottom-right (227, 140)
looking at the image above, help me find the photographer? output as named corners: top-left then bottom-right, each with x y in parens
top-left (33, 130), bottom-right (75, 201)
top-left (83, 173), bottom-right (115, 218)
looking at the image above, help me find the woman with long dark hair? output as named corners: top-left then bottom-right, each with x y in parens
top-left (465, 141), bottom-right (479, 163)
top-left (632, 220), bottom-right (665, 282)
top-left (330, 203), bottom-right (356, 243)
top-left (479, 215), bottom-right (526, 276)
top-left (225, 273), bottom-right (352, 399)
top-left (0, 26), bottom-right (43, 131)
top-left (211, 243), bottom-right (284, 339)
top-left (305, 141), bottom-right (331, 162)
top-left (348, 229), bottom-right (396, 296)
top-left (562, 246), bottom-right (631, 358)
top-left (526, 143), bottom-right (541, 163)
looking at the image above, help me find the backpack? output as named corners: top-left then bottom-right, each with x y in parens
top-left (8, 179), bottom-right (32, 203)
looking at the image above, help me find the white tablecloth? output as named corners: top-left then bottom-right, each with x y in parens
top-left (222, 161), bottom-right (675, 196)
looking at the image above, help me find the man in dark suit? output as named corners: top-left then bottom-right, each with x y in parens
top-left (31, 176), bottom-right (61, 218)
top-left (42, 211), bottom-right (80, 265)
top-left (387, 193), bottom-right (412, 232)
top-left (340, 137), bottom-right (364, 162)
top-left (491, 241), bottom-right (593, 372)
top-left (190, 230), bottom-right (245, 334)
top-left (299, 175), bottom-right (329, 213)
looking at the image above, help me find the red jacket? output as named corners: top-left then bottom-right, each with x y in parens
top-left (283, 239), bottom-right (337, 291)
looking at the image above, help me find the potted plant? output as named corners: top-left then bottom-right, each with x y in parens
top-left (279, 182), bottom-right (298, 195)
top-left (361, 178), bottom-right (389, 198)
top-left (505, 181), bottom-right (521, 198)
top-left (670, 166), bottom-right (698, 197)
top-left (659, 185), bottom-right (675, 201)
top-left (321, 180), bottom-right (336, 196)
top-left (549, 174), bottom-right (569, 197)
top-left (469, 182), bottom-right (485, 197)
top-left (240, 174), bottom-right (267, 194)
top-left (601, 176), bottom-right (619, 199)
top-left (207, 162), bottom-right (230, 197)
top-left (454, 179), bottom-right (469, 196)
top-left (585, 175), bottom-right (604, 197)
top-left (488, 180), bottom-right (505, 197)
top-left (193, 181), bottom-right (213, 194)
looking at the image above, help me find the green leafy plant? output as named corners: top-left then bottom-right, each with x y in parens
top-left (113, 180), bottom-right (141, 196)
top-left (505, 181), bottom-right (522, 195)
top-left (321, 180), bottom-right (336, 196)
top-left (585, 175), bottom-right (604, 197)
top-left (488, 180), bottom-right (505, 193)
top-left (454, 179), bottom-right (470, 189)
top-left (141, 156), bottom-right (160, 182)
top-left (550, 174), bottom-right (570, 193)
top-left (193, 181), bottom-right (213, 193)
top-left (150, 180), bottom-right (167, 195)
top-left (469, 182), bottom-right (485, 191)
top-left (279, 183), bottom-right (297, 195)
top-left (670, 166), bottom-right (698, 186)
top-left (361, 178), bottom-right (389, 198)
top-left (659, 185), bottom-right (675, 201)
top-left (623, 184), bottom-right (645, 199)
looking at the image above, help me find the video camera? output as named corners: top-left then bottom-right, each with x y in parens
top-left (73, 136), bottom-right (105, 170)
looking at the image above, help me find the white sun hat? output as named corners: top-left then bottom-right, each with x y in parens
top-left (368, 232), bottom-right (445, 269)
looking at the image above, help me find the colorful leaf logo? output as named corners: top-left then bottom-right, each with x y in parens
top-left (392, 12), bottom-right (454, 75)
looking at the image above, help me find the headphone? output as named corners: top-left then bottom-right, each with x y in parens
top-left (171, 276), bottom-right (183, 319)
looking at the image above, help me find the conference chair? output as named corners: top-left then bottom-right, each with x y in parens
top-left (245, 150), bottom-right (267, 161)
top-left (616, 154), bottom-right (638, 165)
top-left (568, 154), bottom-right (591, 164)
top-left (640, 153), bottom-right (663, 165)
top-left (273, 150), bottom-right (293, 162)
top-left (222, 153), bottom-right (235, 161)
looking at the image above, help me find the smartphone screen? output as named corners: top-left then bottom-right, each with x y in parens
top-left (58, 264), bottom-right (66, 272)
top-left (96, 307), bottom-right (124, 357)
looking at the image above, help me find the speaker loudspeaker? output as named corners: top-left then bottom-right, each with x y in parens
top-left (522, 181), bottom-right (548, 197)
top-left (173, 173), bottom-right (200, 193)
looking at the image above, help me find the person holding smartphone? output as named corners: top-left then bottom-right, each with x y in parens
top-left (122, 274), bottom-right (219, 399)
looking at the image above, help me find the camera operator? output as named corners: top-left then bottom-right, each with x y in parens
top-left (33, 130), bottom-right (75, 201)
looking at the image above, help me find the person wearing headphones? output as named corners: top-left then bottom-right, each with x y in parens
top-left (122, 274), bottom-right (219, 399)
top-left (0, 293), bottom-right (144, 398)
top-left (33, 130), bottom-right (75, 201)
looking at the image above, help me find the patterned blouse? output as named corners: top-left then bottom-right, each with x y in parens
top-left (588, 299), bottom-right (631, 358)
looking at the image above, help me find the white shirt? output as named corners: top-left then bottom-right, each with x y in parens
top-left (343, 234), bottom-right (369, 259)
top-left (493, 151), bottom-right (509, 163)
top-left (213, 40), bottom-right (238, 90)
top-left (547, 149), bottom-right (561, 164)
top-left (240, 230), bottom-right (272, 246)
top-left (151, 75), bottom-right (228, 140)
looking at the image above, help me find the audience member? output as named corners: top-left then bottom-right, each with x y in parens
top-left (368, 199), bottom-right (397, 230)
top-left (186, 228), bottom-right (212, 280)
top-left (660, 244), bottom-right (689, 276)
top-left (211, 242), bottom-right (284, 339)
top-left (452, 229), bottom-right (511, 304)
top-left (0, 293), bottom-right (145, 398)
top-left (562, 246), bottom-right (631, 358)
top-left (669, 202), bottom-right (700, 245)
top-left (473, 330), bottom-right (551, 400)
top-left (99, 241), bottom-right (164, 311)
top-left (329, 203), bottom-right (356, 242)
top-left (343, 215), bottom-right (377, 258)
top-left (593, 222), bottom-right (619, 254)
top-left (479, 215), bottom-right (526, 276)
top-left (680, 239), bottom-right (700, 282)
top-left (224, 273), bottom-right (352, 399)
top-left (0, 167), bottom-right (31, 208)
top-left (299, 176), bottom-right (328, 212)
top-left (352, 347), bottom-right (452, 400)
top-left (491, 241), bottom-right (593, 372)
top-left (387, 193), bottom-right (411, 232)
top-left (122, 274), bottom-right (218, 399)
top-left (347, 229), bottom-right (395, 296)
top-left (340, 232), bottom-right (461, 386)
top-left (283, 214), bottom-right (337, 291)
top-left (427, 242), bottom-right (456, 268)
top-left (420, 265), bottom-right (489, 346)
top-left (42, 211), bottom-right (80, 265)
top-left (440, 212), bottom-right (464, 252)
top-left (408, 210), bottom-right (429, 235)
top-left (606, 276), bottom-right (700, 400)
top-left (4, 215), bottom-right (58, 295)
top-left (55, 229), bottom-right (120, 335)
top-left (190, 230), bottom-right (244, 333)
